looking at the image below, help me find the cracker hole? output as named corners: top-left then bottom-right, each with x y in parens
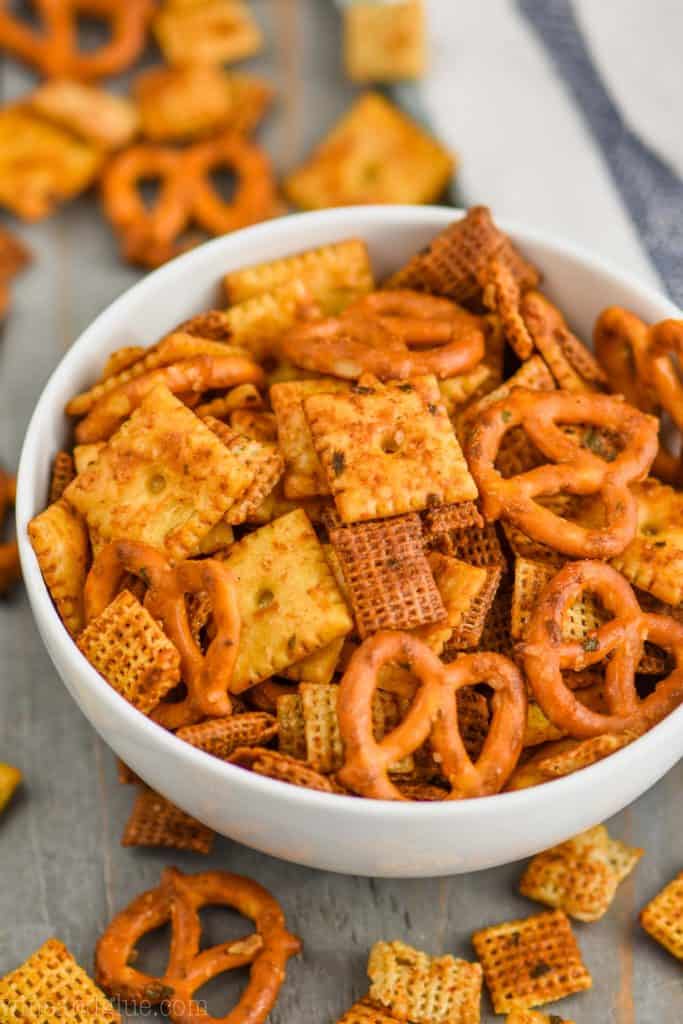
top-left (148, 473), bottom-right (167, 494)
top-left (381, 431), bottom-right (403, 455)
top-left (256, 588), bottom-right (275, 609)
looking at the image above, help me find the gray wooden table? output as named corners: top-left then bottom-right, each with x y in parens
top-left (1, 3), bottom-right (681, 1021)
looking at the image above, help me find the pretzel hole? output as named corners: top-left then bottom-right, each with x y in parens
top-left (199, 905), bottom-right (255, 949)
top-left (209, 166), bottom-right (239, 203)
top-left (75, 12), bottom-right (113, 53)
top-left (129, 921), bottom-right (172, 979)
top-left (194, 969), bottom-right (251, 1019)
top-left (137, 176), bottom-right (164, 210)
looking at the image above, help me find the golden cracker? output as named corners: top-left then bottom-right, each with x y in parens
top-left (77, 590), bottom-right (181, 715)
top-left (282, 637), bottom-right (345, 685)
top-left (28, 498), bottom-right (89, 636)
top-left (611, 478), bottom-right (683, 607)
top-left (203, 415), bottom-right (284, 525)
top-left (471, 909), bottom-right (592, 1014)
top-left (0, 762), bottom-right (21, 815)
top-left (65, 386), bottom-right (253, 561)
top-left (29, 80), bottom-right (138, 150)
top-left (305, 375), bottom-right (477, 522)
top-left (344, 1), bottom-right (426, 82)
top-left (222, 508), bottom-right (352, 691)
top-left (153, 0), bottom-right (263, 66)
top-left (284, 92), bottom-right (453, 209)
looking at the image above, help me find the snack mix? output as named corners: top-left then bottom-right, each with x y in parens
top-left (26, 207), bottom-right (683, 809)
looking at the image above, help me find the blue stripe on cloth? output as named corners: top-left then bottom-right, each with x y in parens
top-left (518, 0), bottom-right (683, 305)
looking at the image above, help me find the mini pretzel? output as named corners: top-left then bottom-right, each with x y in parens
top-left (85, 541), bottom-right (240, 728)
top-left (95, 866), bottom-right (301, 1023)
top-left (279, 289), bottom-right (485, 380)
top-left (520, 560), bottom-right (683, 738)
top-left (74, 352), bottom-right (265, 443)
top-left (337, 631), bottom-right (527, 800)
top-left (0, 0), bottom-right (152, 81)
top-left (465, 388), bottom-right (658, 558)
top-left (102, 134), bottom-right (275, 268)
top-left (182, 132), bottom-right (276, 236)
top-left (646, 319), bottom-right (683, 435)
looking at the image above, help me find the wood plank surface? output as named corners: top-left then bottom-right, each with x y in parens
top-left (1, 3), bottom-right (681, 1021)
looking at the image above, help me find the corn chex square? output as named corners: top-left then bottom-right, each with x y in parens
top-left (224, 238), bottom-right (374, 314)
top-left (28, 498), bottom-right (90, 637)
top-left (472, 909), bottom-right (592, 1014)
top-left (283, 92), bottom-right (453, 210)
top-left (327, 511), bottom-right (446, 638)
top-left (519, 825), bottom-right (643, 922)
top-left (222, 508), bottom-right (352, 691)
top-left (368, 940), bottom-right (482, 1024)
top-left (176, 712), bottom-right (278, 759)
top-left (122, 787), bottom-right (214, 854)
top-left (335, 1000), bottom-right (396, 1024)
top-left (0, 938), bottom-right (120, 1024)
top-left (64, 385), bottom-right (255, 560)
top-left (640, 871), bottom-right (683, 960)
top-left (305, 375), bottom-right (477, 523)
top-left (77, 590), bottom-right (181, 715)
top-left (271, 378), bottom-right (351, 499)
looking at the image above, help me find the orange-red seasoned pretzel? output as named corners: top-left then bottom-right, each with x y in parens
top-left (0, 468), bottom-right (20, 595)
top-left (95, 866), bottom-right (301, 1023)
top-left (279, 289), bottom-right (485, 380)
top-left (0, 0), bottom-right (152, 81)
top-left (183, 133), bottom-right (276, 236)
top-left (84, 541), bottom-right (240, 728)
top-left (102, 134), bottom-right (275, 268)
top-left (74, 353), bottom-right (265, 443)
top-left (520, 560), bottom-right (683, 739)
top-left (337, 631), bottom-right (527, 800)
top-left (465, 387), bottom-right (658, 558)
top-left (101, 145), bottom-right (193, 269)
top-left (594, 307), bottom-right (681, 484)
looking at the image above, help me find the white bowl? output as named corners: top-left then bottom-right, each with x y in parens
top-left (17, 206), bottom-right (683, 878)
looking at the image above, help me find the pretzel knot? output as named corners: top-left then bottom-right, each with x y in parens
top-left (279, 289), bottom-right (485, 380)
top-left (646, 319), bottom-right (683, 435)
top-left (84, 541), bottom-right (240, 728)
top-left (337, 632), bottom-right (527, 800)
top-left (95, 867), bottom-right (301, 1024)
top-left (520, 561), bottom-right (683, 739)
top-left (102, 135), bottom-right (275, 269)
top-left (465, 388), bottom-right (658, 558)
top-left (0, 0), bottom-right (152, 81)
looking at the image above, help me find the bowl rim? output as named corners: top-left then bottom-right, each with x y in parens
top-left (16, 203), bottom-right (683, 820)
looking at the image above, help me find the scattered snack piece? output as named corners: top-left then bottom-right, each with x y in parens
top-left (0, 226), bottom-right (30, 319)
top-left (0, 0), bottom-right (152, 80)
top-left (77, 590), bottom-right (181, 714)
top-left (121, 786), bottom-right (214, 853)
top-left (611, 478), bottom-right (683, 607)
top-left (367, 940), bottom-right (482, 1024)
top-left (387, 206), bottom-right (540, 304)
top-left (0, 467), bottom-right (20, 597)
top-left (135, 65), bottom-right (272, 141)
top-left (0, 106), bottom-right (100, 221)
top-left (284, 92), bottom-right (454, 209)
top-left (0, 762), bottom-right (21, 815)
top-left (519, 824), bottom-right (643, 922)
top-left (28, 80), bottom-right (138, 150)
top-left (0, 938), bottom-right (120, 1024)
top-left (472, 909), bottom-right (592, 1014)
top-left (222, 508), bottom-right (353, 690)
top-left (344, 1), bottom-right (426, 82)
top-left (176, 711), bottom-right (278, 759)
top-left (95, 866), bottom-right (300, 1017)
top-left (64, 385), bottom-right (260, 559)
top-left (327, 511), bottom-right (446, 638)
top-left (505, 1012), bottom-right (575, 1024)
top-left (27, 498), bottom-right (89, 634)
top-left (153, 0), bottom-right (263, 66)
top-left (640, 870), bottom-right (683, 960)
top-left (305, 375), bottom-right (477, 522)
top-left (224, 238), bottom-right (374, 313)
top-left (336, 1000), bottom-right (398, 1024)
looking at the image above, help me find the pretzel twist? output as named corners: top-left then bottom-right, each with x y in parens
top-left (520, 560), bottom-right (683, 738)
top-left (0, 0), bottom-right (152, 80)
top-left (84, 541), bottom-right (240, 728)
top-left (95, 867), bottom-right (301, 1024)
top-left (279, 289), bottom-right (485, 380)
top-left (465, 388), bottom-right (658, 558)
top-left (337, 632), bottom-right (527, 800)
